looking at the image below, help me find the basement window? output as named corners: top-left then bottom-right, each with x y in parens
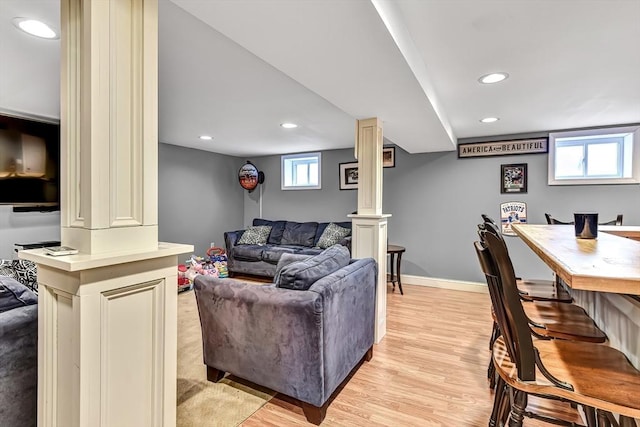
top-left (281, 152), bottom-right (321, 190)
top-left (548, 125), bottom-right (640, 185)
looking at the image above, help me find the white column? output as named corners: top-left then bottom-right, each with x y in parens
top-left (19, 1), bottom-right (192, 426)
top-left (349, 118), bottom-right (390, 343)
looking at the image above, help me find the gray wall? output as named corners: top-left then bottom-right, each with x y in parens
top-left (158, 143), bottom-right (245, 257)
top-left (0, 207), bottom-right (60, 259)
top-left (242, 142), bottom-right (640, 283)
top-left (243, 149), bottom-right (357, 225)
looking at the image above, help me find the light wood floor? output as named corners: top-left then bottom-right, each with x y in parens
top-left (241, 284), bottom-right (582, 426)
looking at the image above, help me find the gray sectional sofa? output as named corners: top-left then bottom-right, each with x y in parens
top-left (225, 218), bottom-right (352, 278)
top-left (194, 246), bottom-right (376, 424)
top-left (0, 276), bottom-right (38, 427)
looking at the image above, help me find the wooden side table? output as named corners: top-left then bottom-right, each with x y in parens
top-left (387, 244), bottom-right (405, 295)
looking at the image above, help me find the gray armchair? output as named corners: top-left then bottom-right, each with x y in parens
top-left (193, 257), bottom-right (376, 424)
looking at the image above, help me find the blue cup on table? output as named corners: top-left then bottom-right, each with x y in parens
top-left (574, 213), bottom-right (598, 239)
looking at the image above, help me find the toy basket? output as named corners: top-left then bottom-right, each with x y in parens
top-left (207, 247), bottom-right (229, 278)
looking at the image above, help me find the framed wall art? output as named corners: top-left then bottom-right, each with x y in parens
top-left (500, 201), bottom-right (527, 236)
top-left (501, 163), bottom-right (527, 194)
top-left (339, 162), bottom-right (358, 190)
top-left (383, 146), bottom-right (395, 168)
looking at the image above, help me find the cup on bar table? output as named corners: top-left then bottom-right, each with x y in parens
top-left (574, 213), bottom-right (598, 239)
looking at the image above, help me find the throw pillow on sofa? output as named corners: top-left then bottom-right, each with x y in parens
top-left (0, 259), bottom-right (38, 293)
top-left (237, 225), bottom-right (272, 245)
top-left (316, 223), bottom-right (351, 249)
top-left (275, 244), bottom-right (350, 291)
top-left (0, 276), bottom-right (38, 313)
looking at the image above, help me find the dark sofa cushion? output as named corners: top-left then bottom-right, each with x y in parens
top-left (281, 221), bottom-right (319, 247)
top-left (0, 276), bottom-right (37, 313)
top-left (314, 221), bottom-right (352, 246)
top-left (232, 245), bottom-right (266, 261)
top-left (253, 219), bottom-right (287, 244)
top-left (275, 245), bottom-right (350, 291)
top-left (261, 246), bottom-right (297, 264)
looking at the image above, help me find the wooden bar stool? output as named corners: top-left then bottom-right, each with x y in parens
top-left (387, 244), bottom-right (405, 295)
top-left (477, 222), bottom-right (606, 392)
top-left (480, 216), bottom-right (572, 303)
top-left (478, 233), bottom-right (640, 427)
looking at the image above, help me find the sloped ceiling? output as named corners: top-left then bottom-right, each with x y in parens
top-left (1, 0), bottom-right (639, 156)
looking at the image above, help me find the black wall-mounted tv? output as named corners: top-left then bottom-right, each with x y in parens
top-left (0, 112), bottom-right (60, 211)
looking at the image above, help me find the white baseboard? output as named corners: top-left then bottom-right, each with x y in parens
top-left (400, 274), bottom-right (488, 294)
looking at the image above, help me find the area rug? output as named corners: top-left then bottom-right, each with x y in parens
top-left (177, 290), bottom-right (275, 427)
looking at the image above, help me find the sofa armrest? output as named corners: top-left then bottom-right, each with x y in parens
top-left (193, 276), bottom-right (325, 405)
top-left (308, 258), bottom-right (377, 402)
top-left (224, 230), bottom-right (245, 269)
top-left (224, 230), bottom-right (243, 252)
top-left (338, 236), bottom-right (352, 253)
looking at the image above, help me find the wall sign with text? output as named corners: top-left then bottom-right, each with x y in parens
top-left (500, 201), bottom-right (527, 236)
top-left (458, 138), bottom-right (548, 158)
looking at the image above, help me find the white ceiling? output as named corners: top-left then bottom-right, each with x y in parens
top-left (1, 0), bottom-right (639, 157)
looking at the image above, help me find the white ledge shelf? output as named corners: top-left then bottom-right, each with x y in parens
top-left (19, 242), bottom-right (194, 272)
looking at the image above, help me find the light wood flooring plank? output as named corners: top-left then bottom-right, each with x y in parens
top-left (241, 284), bottom-right (582, 426)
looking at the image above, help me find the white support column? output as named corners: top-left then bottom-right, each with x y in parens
top-left (349, 118), bottom-right (390, 343)
top-left (19, 1), bottom-right (192, 426)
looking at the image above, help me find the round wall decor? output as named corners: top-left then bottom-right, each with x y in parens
top-left (238, 161), bottom-right (259, 191)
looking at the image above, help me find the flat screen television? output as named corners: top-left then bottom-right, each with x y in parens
top-left (0, 112), bottom-right (60, 210)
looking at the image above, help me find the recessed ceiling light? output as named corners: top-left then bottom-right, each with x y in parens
top-left (480, 117), bottom-right (499, 123)
top-left (199, 135), bottom-right (213, 140)
top-left (478, 72), bottom-right (509, 84)
top-left (13, 18), bottom-right (58, 39)
top-left (280, 123), bottom-right (298, 129)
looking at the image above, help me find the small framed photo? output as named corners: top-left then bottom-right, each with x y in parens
top-left (339, 162), bottom-right (358, 190)
top-left (501, 163), bottom-right (528, 194)
top-left (383, 146), bottom-right (395, 168)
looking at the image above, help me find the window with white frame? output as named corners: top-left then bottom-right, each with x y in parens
top-left (281, 152), bottom-right (321, 190)
top-left (548, 125), bottom-right (640, 185)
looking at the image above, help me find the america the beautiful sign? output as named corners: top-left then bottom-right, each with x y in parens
top-left (458, 138), bottom-right (547, 158)
top-left (500, 201), bottom-right (527, 236)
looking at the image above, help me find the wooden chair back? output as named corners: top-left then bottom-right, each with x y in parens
top-left (544, 213), bottom-right (574, 225)
top-left (546, 213), bottom-right (623, 226)
top-left (481, 214), bottom-right (497, 225)
top-left (599, 214), bottom-right (624, 226)
top-left (474, 233), bottom-right (536, 381)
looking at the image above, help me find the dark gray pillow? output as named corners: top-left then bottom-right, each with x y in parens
top-left (237, 225), bottom-right (272, 245)
top-left (0, 276), bottom-right (38, 313)
top-left (281, 221), bottom-right (318, 247)
top-left (253, 219), bottom-right (286, 244)
top-left (275, 245), bottom-right (350, 291)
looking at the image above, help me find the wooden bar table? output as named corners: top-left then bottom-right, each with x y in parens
top-left (511, 223), bottom-right (640, 371)
top-left (511, 224), bottom-right (640, 295)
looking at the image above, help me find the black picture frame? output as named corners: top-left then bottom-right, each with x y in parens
top-left (501, 163), bottom-right (528, 194)
top-left (339, 162), bottom-right (358, 190)
top-left (383, 146), bottom-right (395, 168)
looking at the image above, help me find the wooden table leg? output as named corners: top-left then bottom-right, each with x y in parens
top-left (397, 251), bottom-right (404, 295)
top-left (390, 252), bottom-right (396, 291)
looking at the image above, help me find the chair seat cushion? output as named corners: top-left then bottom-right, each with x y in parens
top-left (275, 245), bottom-right (350, 291)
